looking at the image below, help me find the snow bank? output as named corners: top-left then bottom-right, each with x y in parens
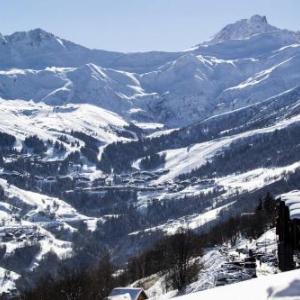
top-left (174, 270), bottom-right (300, 300)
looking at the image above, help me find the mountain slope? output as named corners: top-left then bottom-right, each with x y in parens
top-left (0, 16), bottom-right (300, 127)
top-left (0, 28), bottom-right (180, 73)
top-left (211, 15), bottom-right (280, 43)
top-left (1, 15), bottom-right (300, 295)
top-left (0, 98), bottom-right (132, 145)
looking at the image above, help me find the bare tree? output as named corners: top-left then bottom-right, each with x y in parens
top-left (165, 228), bottom-right (201, 291)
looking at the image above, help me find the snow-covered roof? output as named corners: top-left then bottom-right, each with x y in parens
top-left (108, 293), bottom-right (131, 300)
top-left (279, 190), bottom-right (300, 220)
top-left (109, 288), bottom-right (147, 300)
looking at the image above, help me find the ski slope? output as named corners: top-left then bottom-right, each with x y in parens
top-left (154, 112), bottom-right (300, 182)
top-left (130, 202), bottom-right (235, 236)
top-left (0, 99), bottom-right (131, 147)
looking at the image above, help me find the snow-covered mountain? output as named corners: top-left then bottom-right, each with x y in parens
top-left (1, 15), bottom-right (300, 295)
top-left (0, 28), bottom-right (180, 73)
top-left (0, 16), bottom-right (300, 126)
top-left (0, 65), bottom-right (152, 114)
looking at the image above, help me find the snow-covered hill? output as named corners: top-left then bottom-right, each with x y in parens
top-left (0, 65), bottom-right (155, 116)
top-left (175, 269), bottom-right (300, 300)
top-left (0, 98), bottom-right (133, 146)
top-left (131, 228), bottom-right (278, 300)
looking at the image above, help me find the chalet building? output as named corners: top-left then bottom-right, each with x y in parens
top-left (276, 191), bottom-right (300, 271)
top-left (108, 288), bottom-right (148, 300)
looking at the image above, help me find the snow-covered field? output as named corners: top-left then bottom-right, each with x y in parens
top-left (174, 269), bottom-right (300, 300)
top-left (0, 99), bottom-right (131, 147)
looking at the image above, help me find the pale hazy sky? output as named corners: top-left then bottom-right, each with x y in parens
top-left (1, 0), bottom-right (299, 52)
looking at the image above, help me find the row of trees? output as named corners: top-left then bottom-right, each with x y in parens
top-left (140, 153), bottom-right (166, 170)
top-left (127, 229), bottom-right (202, 291)
top-left (17, 254), bottom-right (116, 300)
top-left (70, 130), bottom-right (100, 164)
top-left (24, 135), bottom-right (47, 154)
top-left (0, 132), bottom-right (16, 148)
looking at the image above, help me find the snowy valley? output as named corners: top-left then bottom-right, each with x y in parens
top-left (0, 14), bottom-right (300, 298)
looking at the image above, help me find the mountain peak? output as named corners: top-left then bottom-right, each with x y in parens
top-left (249, 14), bottom-right (268, 25)
top-left (3, 28), bottom-right (68, 49)
top-left (210, 15), bottom-right (278, 44)
top-left (6, 28), bottom-right (54, 42)
top-left (28, 28), bottom-right (54, 37)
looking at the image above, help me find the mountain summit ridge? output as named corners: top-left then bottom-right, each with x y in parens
top-left (209, 15), bottom-right (281, 44)
top-left (0, 15), bottom-right (298, 54)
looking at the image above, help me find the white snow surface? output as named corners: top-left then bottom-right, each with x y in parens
top-left (210, 15), bottom-right (279, 44)
top-left (0, 178), bottom-right (98, 263)
top-left (0, 99), bottom-right (130, 146)
top-left (146, 230), bottom-right (278, 300)
top-left (174, 270), bottom-right (300, 300)
top-left (0, 267), bottom-right (19, 295)
top-left (0, 16), bottom-right (300, 126)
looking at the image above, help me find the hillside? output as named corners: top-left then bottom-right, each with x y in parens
top-left (0, 16), bottom-right (299, 126)
top-left (175, 269), bottom-right (300, 300)
top-left (1, 15), bottom-right (300, 296)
